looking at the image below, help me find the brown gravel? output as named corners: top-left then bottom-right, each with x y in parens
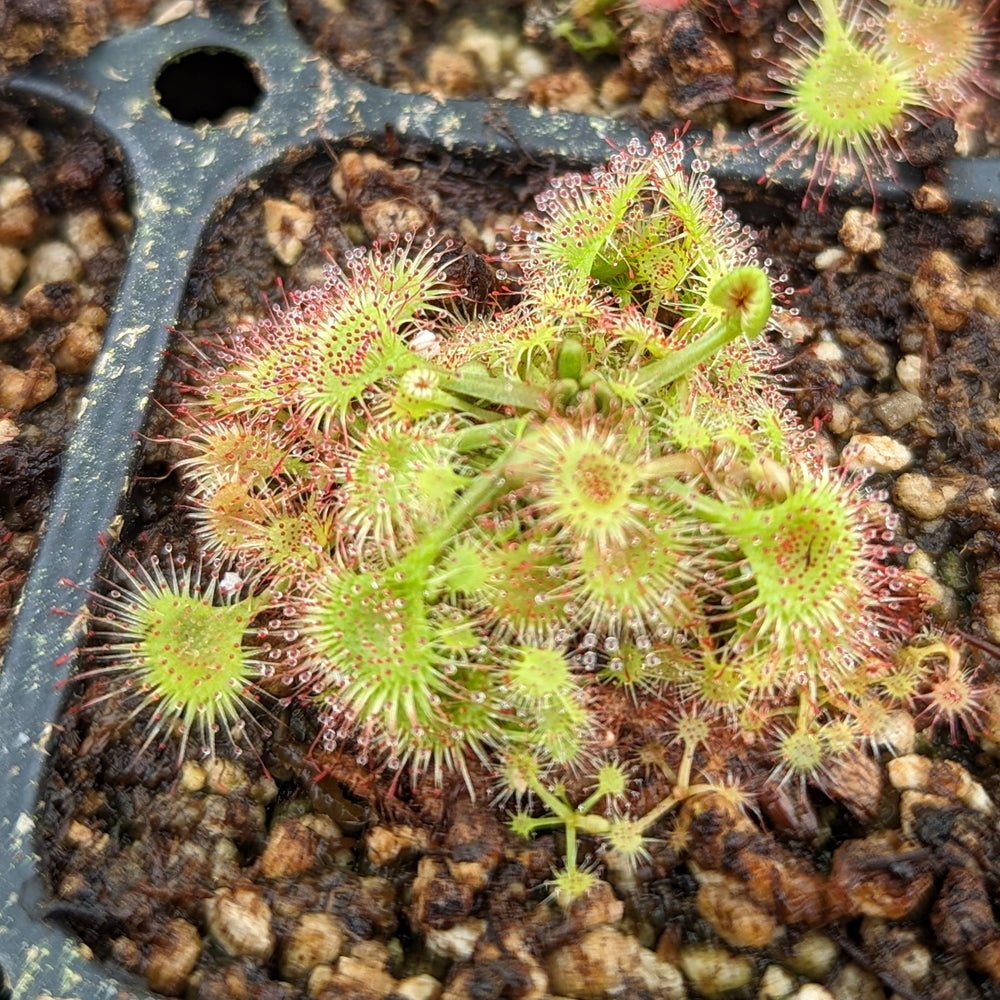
top-left (0, 99), bottom-right (130, 649)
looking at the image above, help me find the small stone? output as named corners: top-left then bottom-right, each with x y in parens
top-left (524, 69), bottom-right (597, 114)
top-left (598, 67), bottom-right (633, 110)
top-left (677, 943), bottom-right (755, 999)
top-left (827, 962), bottom-right (885, 1000)
top-left (667, 10), bottom-right (735, 84)
top-left (635, 948), bottom-right (685, 998)
top-left (361, 198), bottom-right (429, 241)
top-left (63, 208), bottom-right (114, 260)
top-left (331, 150), bottom-right (380, 201)
top-left (335, 954), bottom-right (397, 996)
top-left (0, 303), bottom-right (29, 341)
top-left (694, 870), bottom-right (780, 949)
top-left (263, 197), bottom-right (314, 266)
top-left (545, 926), bottom-right (641, 1000)
top-left (177, 760), bottom-right (206, 793)
top-left (344, 938), bottom-right (392, 972)
top-left (26, 239), bottom-right (81, 285)
top-left (64, 819), bottom-right (108, 852)
top-left (790, 986), bottom-right (835, 1000)
top-left (395, 973), bottom-right (443, 1000)
top-left (876, 709), bottom-right (916, 756)
top-left (52, 321), bottom-right (103, 374)
top-left (410, 856), bottom-right (475, 932)
top-left (310, 970), bottom-right (385, 1000)
top-left (564, 878), bottom-right (624, 931)
top-left (886, 754), bottom-right (936, 794)
top-left (279, 912), bottom-right (345, 981)
top-left (426, 46), bottom-right (480, 97)
top-left (889, 755), bottom-right (992, 814)
top-left (893, 472), bottom-right (949, 521)
top-left (204, 887), bottom-right (275, 959)
top-left (829, 830), bottom-right (935, 920)
top-left (911, 250), bottom-right (973, 332)
top-left (639, 79), bottom-right (672, 120)
top-left (511, 46), bottom-right (550, 85)
top-left (444, 798), bottom-right (506, 892)
top-left (843, 433), bottom-right (912, 472)
top-left (0, 359), bottom-right (57, 412)
top-left (259, 818), bottom-right (322, 879)
top-left (838, 208), bottom-right (882, 254)
top-left (424, 919), bottom-right (485, 962)
top-left (852, 334), bottom-right (892, 380)
top-left (912, 182), bottom-right (949, 213)
top-left (0, 244), bottom-right (26, 296)
top-left (454, 20), bottom-right (510, 76)
top-left (758, 963), bottom-right (796, 1000)
top-left (0, 175), bottom-right (38, 245)
top-left (145, 918), bottom-right (201, 997)
top-left (366, 824), bottom-right (430, 866)
top-left (895, 354), bottom-right (922, 394)
top-left (785, 931), bottom-right (838, 980)
top-left (203, 757), bottom-right (252, 795)
top-left (870, 390), bottom-right (922, 431)
top-left (826, 402), bottom-right (856, 436)
top-left (814, 247), bottom-right (851, 271)
top-left (21, 280), bottom-right (80, 322)
top-left (153, 0), bottom-right (195, 25)
top-left (442, 926), bottom-right (550, 1000)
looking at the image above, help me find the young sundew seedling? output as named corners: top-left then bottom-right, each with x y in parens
top-left (755, 0), bottom-right (925, 206)
top-left (71, 133), bottom-right (956, 899)
top-left (756, 0), bottom-right (998, 205)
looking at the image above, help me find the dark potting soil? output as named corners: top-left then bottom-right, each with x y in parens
top-left (0, 98), bottom-right (131, 651)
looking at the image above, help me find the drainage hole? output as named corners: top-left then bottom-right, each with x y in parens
top-left (155, 48), bottom-right (262, 125)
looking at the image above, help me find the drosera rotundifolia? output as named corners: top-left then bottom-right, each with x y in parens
top-left (65, 132), bottom-right (986, 899)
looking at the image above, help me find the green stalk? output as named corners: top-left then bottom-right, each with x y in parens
top-left (441, 371), bottom-right (549, 413)
top-left (813, 0), bottom-right (846, 39)
top-left (427, 388), bottom-right (505, 423)
top-left (634, 265), bottom-right (771, 395)
top-left (421, 441), bottom-right (520, 555)
top-left (633, 319), bottom-right (740, 394)
top-left (445, 416), bottom-right (526, 454)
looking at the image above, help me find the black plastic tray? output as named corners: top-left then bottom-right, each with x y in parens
top-left (1, 2), bottom-right (999, 996)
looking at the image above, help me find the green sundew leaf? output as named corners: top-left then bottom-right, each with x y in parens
top-left (338, 422), bottom-right (468, 556)
top-left (534, 167), bottom-right (647, 286)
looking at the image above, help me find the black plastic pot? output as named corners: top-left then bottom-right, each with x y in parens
top-left (1, 2), bottom-right (999, 997)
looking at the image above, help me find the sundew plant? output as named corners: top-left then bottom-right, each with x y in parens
top-left (754, 0), bottom-right (996, 205)
top-left (77, 134), bottom-right (946, 897)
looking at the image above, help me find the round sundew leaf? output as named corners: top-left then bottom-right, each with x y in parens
top-left (471, 537), bottom-right (569, 641)
top-left (757, 0), bottom-right (925, 202)
top-left (883, 0), bottom-right (989, 106)
top-left (510, 413), bottom-right (654, 554)
top-left (81, 555), bottom-right (265, 761)
top-left (337, 422), bottom-right (467, 556)
top-left (571, 518), bottom-right (704, 636)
